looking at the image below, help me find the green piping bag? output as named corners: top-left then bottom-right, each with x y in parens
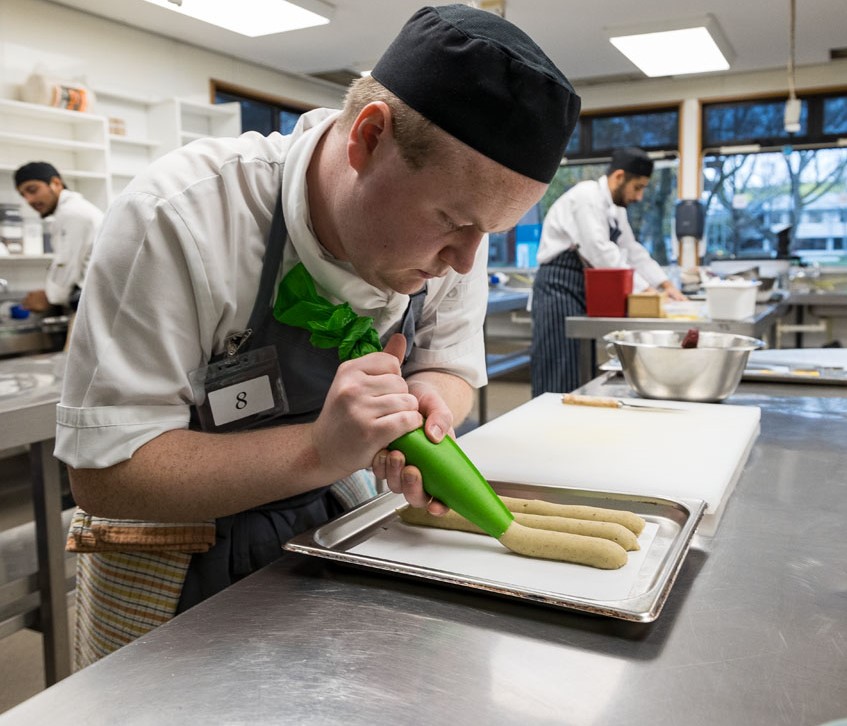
top-left (388, 428), bottom-right (514, 539)
top-left (274, 262), bottom-right (514, 538)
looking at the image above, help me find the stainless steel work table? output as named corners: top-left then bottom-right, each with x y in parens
top-left (2, 378), bottom-right (845, 726)
top-left (481, 288), bottom-right (531, 423)
top-left (0, 352), bottom-right (71, 684)
top-left (781, 290), bottom-right (847, 347)
top-left (566, 301), bottom-right (788, 385)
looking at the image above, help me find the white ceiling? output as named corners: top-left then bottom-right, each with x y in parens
top-left (45, 0), bottom-right (847, 88)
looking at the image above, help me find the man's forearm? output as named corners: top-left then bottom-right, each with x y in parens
top-left (69, 423), bottom-right (333, 522)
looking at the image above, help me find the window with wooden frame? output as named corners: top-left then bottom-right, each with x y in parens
top-left (700, 90), bottom-right (847, 265)
top-left (211, 80), bottom-right (315, 135)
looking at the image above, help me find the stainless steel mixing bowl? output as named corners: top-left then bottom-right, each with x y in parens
top-left (603, 329), bottom-right (765, 402)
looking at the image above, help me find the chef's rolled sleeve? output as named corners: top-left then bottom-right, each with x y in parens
top-left (55, 404), bottom-right (191, 469)
top-left (403, 240), bottom-right (489, 388)
top-left (403, 330), bottom-right (488, 388)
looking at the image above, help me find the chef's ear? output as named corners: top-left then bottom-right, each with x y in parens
top-left (608, 168), bottom-right (626, 185)
top-left (347, 102), bottom-right (393, 171)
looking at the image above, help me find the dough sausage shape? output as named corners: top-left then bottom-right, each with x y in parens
top-left (499, 521), bottom-right (627, 570)
top-left (499, 495), bottom-right (645, 536)
top-left (398, 507), bottom-right (630, 569)
top-left (398, 507), bottom-right (639, 551)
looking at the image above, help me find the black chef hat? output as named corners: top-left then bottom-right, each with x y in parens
top-left (608, 147), bottom-right (654, 178)
top-left (14, 162), bottom-right (62, 188)
top-left (370, 4), bottom-right (580, 183)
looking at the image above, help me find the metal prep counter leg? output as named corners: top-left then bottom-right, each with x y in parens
top-left (29, 440), bottom-right (72, 685)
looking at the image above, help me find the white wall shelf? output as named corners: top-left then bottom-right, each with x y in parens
top-left (0, 96), bottom-right (241, 274)
top-left (93, 96), bottom-right (240, 196)
top-left (109, 134), bottom-right (162, 149)
top-left (0, 98), bottom-right (109, 211)
top-left (177, 100), bottom-right (240, 144)
top-left (180, 131), bottom-right (206, 143)
top-left (0, 253), bottom-right (53, 261)
top-left (0, 131), bottom-right (106, 152)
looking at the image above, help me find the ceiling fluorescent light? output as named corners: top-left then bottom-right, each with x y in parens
top-left (608, 15), bottom-right (733, 77)
top-left (142, 0), bottom-right (332, 37)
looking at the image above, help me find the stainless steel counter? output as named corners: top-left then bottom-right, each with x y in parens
top-left (566, 302), bottom-right (788, 385)
top-left (787, 291), bottom-right (847, 307)
top-left (0, 316), bottom-right (67, 359)
top-left (2, 378), bottom-right (845, 725)
top-left (0, 352), bottom-right (71, 684)
top-left (781, 290), bottom-right (847, 348)
top-left (486, 287), bottom-right (530, 314)
top-left (481, 288), bottom-right (532, 423)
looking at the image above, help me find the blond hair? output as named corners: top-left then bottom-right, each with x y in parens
top-left (339, 75), bottom-right (447, 170)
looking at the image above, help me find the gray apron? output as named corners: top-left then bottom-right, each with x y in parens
top-left (178, 196), bottom-right (425, 611)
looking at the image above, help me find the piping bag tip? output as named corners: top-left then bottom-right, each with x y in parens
top-left (388, 427), bottom-right (513, 538)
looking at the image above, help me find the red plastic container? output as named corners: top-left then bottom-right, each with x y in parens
top-left (584, 268), bottom-right (634, 317)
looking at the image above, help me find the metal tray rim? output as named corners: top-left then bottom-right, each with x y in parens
top-left (285, 485), bottom-right (706, 622)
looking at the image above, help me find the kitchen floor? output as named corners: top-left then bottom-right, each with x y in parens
top-left (0, 377), bottom-right (532, 715)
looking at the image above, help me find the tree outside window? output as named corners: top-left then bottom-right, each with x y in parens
top-left (701, 92), bottom-right (847, 266)
top-left (536, 108), bottom-right (680, 268)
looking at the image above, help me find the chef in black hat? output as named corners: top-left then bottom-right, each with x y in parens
top-left (60, 4), bottom-right (581, 666)
top-left (14, 161), bottom-right (103, 314)
top-left (531, 146), bottom-right (687, 395)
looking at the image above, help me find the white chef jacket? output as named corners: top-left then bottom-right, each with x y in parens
top-left (536, 176), bottom-right (668, 293)
top-left (44, 189), bottom-right (103, 306)
top-left (56, 108), bottom-right (489, 469)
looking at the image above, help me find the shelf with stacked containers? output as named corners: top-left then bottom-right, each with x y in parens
top-left (0, 98), bottom-right (110, 212)
top-left (93, 94), bottom-right (241, 196)
top-left (0, 98), bottom-right (109, 265)
top-left (92, 88), bottom-right (175, 197)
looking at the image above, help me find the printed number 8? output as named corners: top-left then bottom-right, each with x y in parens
top-left (235, 391), bottom-right (248, 410)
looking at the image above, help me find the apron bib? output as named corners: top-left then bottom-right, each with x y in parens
top-left (74, 193), bottom-right (426, 666)
top-left (180, 194), bottom-right (426, 609)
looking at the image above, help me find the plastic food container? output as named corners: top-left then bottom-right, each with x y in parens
top-left (704, 279), bottom-right (760, 320)
top-left (584, 268), bottom-right (633, 317)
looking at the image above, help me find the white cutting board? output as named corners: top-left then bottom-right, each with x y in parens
top-left (458, 393), bottom-right (760, 536)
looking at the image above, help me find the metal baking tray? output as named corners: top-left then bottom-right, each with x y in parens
top-left (285, 482), bottom-right (705, 622)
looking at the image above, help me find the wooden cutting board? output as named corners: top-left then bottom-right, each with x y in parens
top-left (458, 393), bottom-right (760, 536)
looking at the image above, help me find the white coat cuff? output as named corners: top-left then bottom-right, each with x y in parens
top-left (55, 404), bottom-right (191, 468)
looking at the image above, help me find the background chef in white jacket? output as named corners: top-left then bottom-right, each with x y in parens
top-left (531, 147), bottom-right (686, 395)
top-left (14, 161), bottom-right (103, 313)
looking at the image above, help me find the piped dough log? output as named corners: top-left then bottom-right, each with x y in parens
top-left (499, 521), bottom-right (627, 569)
top-left (499, 495), bottom-right (645, 536)
top-left (397, 507), bottom-right (639, 551)
top-left (516, 512), bottom-right (639, 551)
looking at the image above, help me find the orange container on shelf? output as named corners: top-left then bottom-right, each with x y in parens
top-left (584, 268), bottom-right (634, 317)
